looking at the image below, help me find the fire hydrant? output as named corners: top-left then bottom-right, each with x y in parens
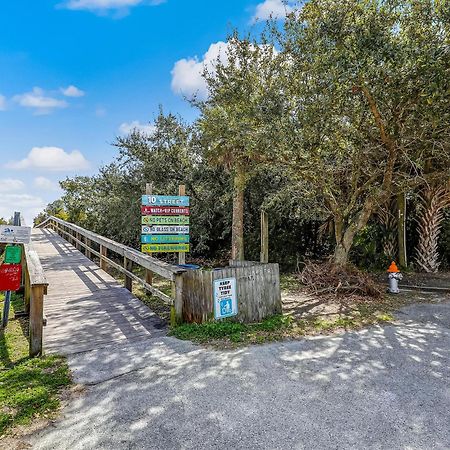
top-left (387, 261), bottom-right (403, 294)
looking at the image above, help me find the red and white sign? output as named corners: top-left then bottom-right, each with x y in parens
top-left (0, 264), bottom-right (22, 291)
top-left (141, 206), bottom-right (190, 216)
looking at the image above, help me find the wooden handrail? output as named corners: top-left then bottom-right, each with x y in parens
top-left (38, 216), bottom-right (185, 323)
top-left (38, 216), bottom-right (185, 280)
top-left (22, 243), bottom-right (48, 357)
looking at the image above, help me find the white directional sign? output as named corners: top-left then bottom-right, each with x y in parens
top-left (0, 225), bottom-right (31, 244)
top-left (141, 225), bottom-right (190, 235)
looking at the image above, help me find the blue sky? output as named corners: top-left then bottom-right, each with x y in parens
top-left (0, 0), bottom-right (293, 223)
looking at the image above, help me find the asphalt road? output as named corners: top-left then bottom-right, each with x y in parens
top-left (28, 296), bottom-right (450, 450)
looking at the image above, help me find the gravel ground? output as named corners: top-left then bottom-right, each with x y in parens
top-left (26, 298), bottom-right (450, 450)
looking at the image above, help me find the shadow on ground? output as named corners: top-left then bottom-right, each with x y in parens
top-left (27, 299), bottom-right (450, 450)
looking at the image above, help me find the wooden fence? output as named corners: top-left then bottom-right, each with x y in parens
top-left (21, 243), bottom-right (48, 356)
top-left (37, 216), bottom-right (186, 324)
top-left (183, 261), bottom-right (281, 323)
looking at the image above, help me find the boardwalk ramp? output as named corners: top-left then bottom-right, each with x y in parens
top-left (32, 228), bottom-right (166, 355)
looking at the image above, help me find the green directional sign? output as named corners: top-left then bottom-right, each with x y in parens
top-left (141, 234), bottom-right (190, 244)
top-left (4, 245), bottom-right (22, 264)
top-left (142, 243), bottom-right (190, 253)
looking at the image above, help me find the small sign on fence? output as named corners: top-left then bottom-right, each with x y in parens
top-left (0, 264), bottom-right (22, 291)
top-left (4, 245), bottom-right (22, 264)
top-left (0, 225), bottom-right (31, 244)
top-left (214, 277), bottom-right (238, 320)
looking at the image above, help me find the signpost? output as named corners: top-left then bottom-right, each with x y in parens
top-left (141, 188), bottom-right (190, 256)
top-left (214, 278), bottom-right (238, 320)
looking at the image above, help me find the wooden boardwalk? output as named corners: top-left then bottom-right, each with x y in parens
top-left (31, 228), bottom-right (166, 355)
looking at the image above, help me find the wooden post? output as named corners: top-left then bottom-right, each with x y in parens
top-left (145, 183), bottom-right (153, 285)
top-left (100, 245), bottom-right (107, 271)
top-left (85, 238), bottom-right (92, 259)
top-left (124, 257), bottom-right (133, 292)
top-left (29, 285), bottom-right (45, 357)
top-left (397, 192), bottom-right (407, 267)
top-left (171, 274), bottom-right (184, 326)
top-left (178, 184), bottom-right (186, 266)
top-left (75, 232), bottom-right (81, 251)
top-left (260, 210), bottom-right (269, 263)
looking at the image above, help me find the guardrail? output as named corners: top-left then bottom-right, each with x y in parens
top-left (22, 244), bottom-right (48, 356)
top-left (16, 215), bottom-right (48, 357)
top-left (37, 216), bottom-right (186, 324)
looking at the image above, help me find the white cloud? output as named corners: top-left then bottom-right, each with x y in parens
top-left (13, 87), bottom-right (68, 115)
top-left (251, 0), bottom-right (294, 23)
top-left (6, 146), bottom-right (90, 171)
top-left (61, 0), bottom-right (165, 13)
top-left (0, 179), bottom-right (25, 192)
top-left (95, 107), bottom-right (107, 117)
top-left (0, 94), bottom-right (6, 111)
top-left (34, 176), bottom-right (59, 191)
top-left (171, 41), bottom-right (229, 100)
top-left (0, 194), bottom-right (46, 225)
top-left (61, 85), bottom-right (85, 97)
top-left (119, 121), bottom-right (156, 135)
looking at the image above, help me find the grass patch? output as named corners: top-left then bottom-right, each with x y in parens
top-left (170, 315), bottom-right (293, 346)
top-left (0, 293), bottom-right (71, 436)
top-left (170, 300), bottom-right (397, 348)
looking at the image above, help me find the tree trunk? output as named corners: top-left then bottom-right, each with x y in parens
top-left (334, 241), bottom-right (351, 266)
top-left (333, 217), bottom-right (354, 266)
top-left (415, 186), bottom-right (450, 273)
top-left (231, 166), bottom-right (246, 261)
top-left (397, 192), bottom-right (407, 268)
top-left (332, 200), bottom-right (376, 266)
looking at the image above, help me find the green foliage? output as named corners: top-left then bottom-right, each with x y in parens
top-left (36, 0), bottom-right (450, 270)
top-left (170, 314), bottom-right (292, 345)
top-left (350, 221), bottom-right (389, 271)
top-left (0, 356), bottom-right (70, 434)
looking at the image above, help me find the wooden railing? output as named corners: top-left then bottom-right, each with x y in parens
top-left (37, 216), bottom-right (186, 324)
top-left (22, 244), bottom-right (48, 356)
top-left (17, 215), bottom-right (48, 357)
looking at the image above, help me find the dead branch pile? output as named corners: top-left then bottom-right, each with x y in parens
top-left (299, 261), bottom-right (383, 298)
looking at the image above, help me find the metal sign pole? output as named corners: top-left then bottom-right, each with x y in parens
top-left (1, 291), bottom-right (11, 329)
